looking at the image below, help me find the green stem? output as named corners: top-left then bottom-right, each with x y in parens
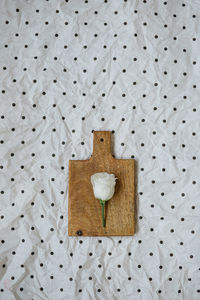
top-left (100, 200), bottom-right (105, 227)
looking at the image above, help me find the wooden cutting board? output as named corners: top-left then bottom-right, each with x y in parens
top-left (68, 131), bottom-right (135, 236)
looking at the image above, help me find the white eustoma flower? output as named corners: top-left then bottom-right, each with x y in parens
top-left (90, 172), bottom-right (117, 201)
top-left (91, 172), bottom-right (117, 227)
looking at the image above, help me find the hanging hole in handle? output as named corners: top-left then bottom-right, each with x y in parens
top-left (76, 230), bottom-right (83, 236)
top-left (100, 138), bottom-right (104, 142)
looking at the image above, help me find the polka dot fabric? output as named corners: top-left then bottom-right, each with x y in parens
top-left (0, 0), bottom-right (200, 299)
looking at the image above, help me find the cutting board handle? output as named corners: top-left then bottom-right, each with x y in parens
top-left (91, 131), bottom-right (113, 160)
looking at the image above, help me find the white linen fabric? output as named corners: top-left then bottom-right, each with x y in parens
top-left (0, 0), bottom-right (200, 299)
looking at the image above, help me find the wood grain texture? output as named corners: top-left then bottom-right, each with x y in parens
top-left (68, 131), bottom-right (135, 236)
